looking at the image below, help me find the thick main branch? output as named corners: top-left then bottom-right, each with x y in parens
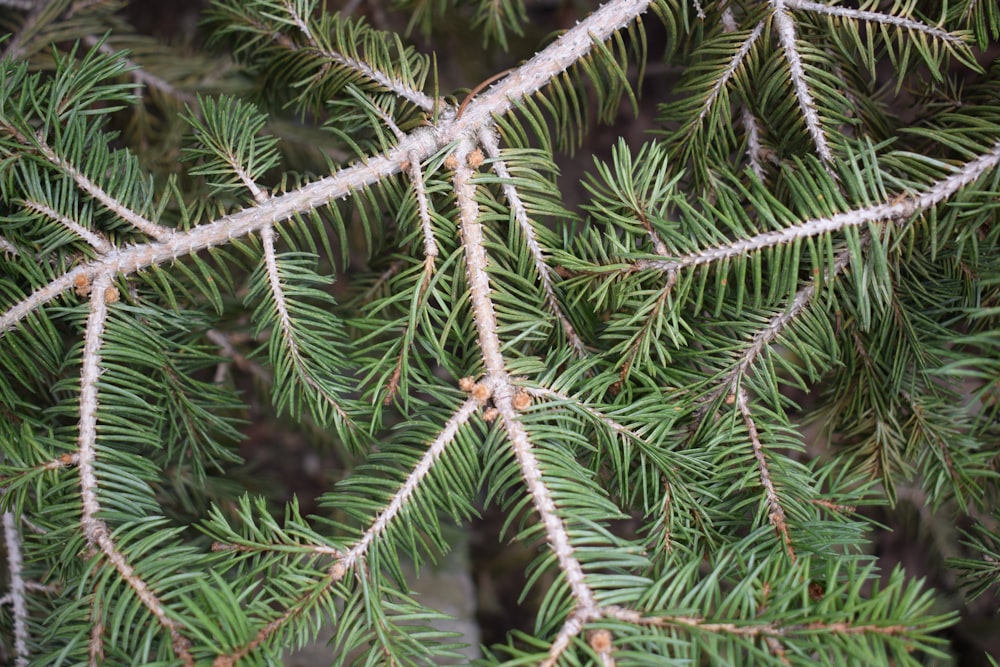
top-left (1, 0), bottom-right (653, 334)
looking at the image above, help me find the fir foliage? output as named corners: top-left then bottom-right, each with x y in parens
top-left (1, 0), bottom-right (999, 665)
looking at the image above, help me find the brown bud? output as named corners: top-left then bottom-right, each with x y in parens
top-left (588, 628), bottom-right (613, 653)
top-left (74, 273), bottom-right (91, 297)
top-left (471, 383), bottom-right (491, 404)
top-left (467, 148), bottom-right (485, 169)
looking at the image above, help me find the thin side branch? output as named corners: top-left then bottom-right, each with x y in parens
top-left (81, 35), bottom-right (198, 104)
top-left (2, 512), bottom-right (29, 667)
top-left (524, 386), bottom-right (646, 444)
top-left (219, 398), bottom-right (478, 660)
top-left (407, 150), bottom-right (438, 267)
top-left (696, 20), bottom-right (764, 127)
top-left (742, 106), bottom-right (767, 181)
top-left (340, 398), bottom-right (478, 569)
top-left (719, 4), bottom-right (768, 181)
top-left (259, 224), bottom-right (354, 426)
top-left (605, 604), bottom-right (915, 637)
top-left (785, 0), bottom-right (963, 43)
top-left (35, 140), bottom-right (174, 242)
top-left (21, 199), bottom-right (114, 253)
top-left (632, 141), bottom-right (1000, 276)
top-left (478, 127), bottom-right (588, 356)
top-left (280, 0), bottom-right (438, 112)
top-left (77, 272), bottom-right (193, 666)
top-left (770, 0), bottom-right (834, 168)
top-left (720, 245), bottom-right (853, 394)
top-left (382, 150), bottom-right (439, 403)
top-left (736, 388), bottom-right (795, 560)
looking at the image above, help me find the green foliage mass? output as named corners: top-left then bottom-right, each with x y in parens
top-left (0, 0), bottom-right (998, 665)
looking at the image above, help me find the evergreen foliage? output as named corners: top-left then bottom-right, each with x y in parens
top-left (1, 0), bottom-right (998, 665)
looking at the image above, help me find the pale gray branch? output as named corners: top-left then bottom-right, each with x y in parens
top-left (771, 0), bottom-right (834, 168)
top-left (785, 0), bottom-right (962, 43)
top-left (632, 141), bottom-right (1000, 275)
top-left (478, 127), bottom-right (588, 356)
top-left (2, 0), bottom-right (657, 334)
top-left (2, 512), bottom-right (29, 667)
top-left (77, 272), bottom-right (194, 665)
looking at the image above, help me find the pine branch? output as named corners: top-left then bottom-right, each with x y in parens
top-left (630, 141), bottom-right (1000, 277)
top-left (785, 0), bottom-right (962, 44)
top-left (80, 34), bottom-right (197, 104)
top-left (720, 3), bottom-right (767, 180)
top-left (696, 19), bottom-right (764, 131)
top-left (279, 0), bottom-right (437, 112)
top-left (1, 512), bottom-right (28, 667)
top-left (478, 127), bottom-right (588, 355)
top-left (735, 387), bottom-right (795, 561)
top-left (19, 198), bottom-right (114, 253)
top-left (76, 271), bottom-right (194, 666)
top-left (771, 0), bottom-right (835, 168)
top-left (454, 133), bottom-right (599, 662)
top-left (2, 0), bottom-right (654, 335)
top-left (2, 0), bottom-right (997, 663)
top-left (33, 136), bottom-right (174, 241)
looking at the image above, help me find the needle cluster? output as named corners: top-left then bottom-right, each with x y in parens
top-left (1, 0), bottom-right (998, 665)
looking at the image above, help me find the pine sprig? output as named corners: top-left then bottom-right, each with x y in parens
top-left (1, 0), bottom-right (999, 664)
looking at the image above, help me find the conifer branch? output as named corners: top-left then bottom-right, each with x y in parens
top-left (742, 106), bottom-right (767, 181)
top-left (478, 127), bottom-right (588, 355)
top-left (785, 0), bottom-right (962, 43)
top-left (380, 151), bottom-right (438, 403)
top-left (20, 199), bottom-right (114, 253)
top-left (619, 282), bottom-right (671, 379)
top-left (605, 604), bottom-right (918, 638)
top-left (643, 213), bottom-right (670, 257)
top-left (232, 160), bottom-right (270, 205)
top-left (1, 0), bottom-right (994, 661)
top-left (736, 387), bottom-right (795, 560)
top-left (1, 511), bottom-right (29, 667)
top-left (524, 386), bottom-right (646, 444)
top-left (454, 135), bottom-right (598, 660)
top-left (631, 140), bottom-right (1000, 277)
top-left (2, 0), bottom-right (654, 334)
top-left (81, 35), bottom-right (197, 104)
top-left (34, 139), bottom-right (174, 242)
top-left (2, 452), bottom-right (79, 490)
top-left (214, 565), bottom-right (343, 666)
top-left (77, 272), bottom-right (194, 666)
top-left (721, 245), bottom-right (853, 397)
top-left (277, 0), bottom-right (438, 113)
top-left (697, 20), bottom-right (764, 128)
top-left (719, 4), bottom-right (768, 181)
top-left (340, 397), bottom-right (478, 570)
top-left (217, 398), bottom-right (478, 661)
top-left (407, 150), bottom-right (439, 298)
top-left (770, 0), bottom-right (834, 168)
top-left (259, 224), bottom-right (355, 427)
